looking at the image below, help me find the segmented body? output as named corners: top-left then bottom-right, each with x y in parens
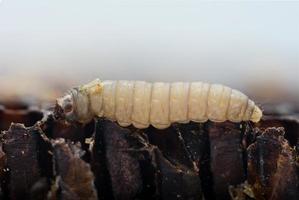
top-left (57, 79), bottom-right (262, 129)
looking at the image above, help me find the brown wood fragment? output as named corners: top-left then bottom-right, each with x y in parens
top-left (1, 123), bottom-right (52, 200)
top-left (145, 124), bottom-right (196, 169)
top-left (0, 143), bottom-right (6, 199)
top-left (1, 98), bottom-right (299, 200)
top-left (228, 181), bottom-right (255, 200)
top-left (92, 119), bottom-right (203, 200)
top-left (247, 127), bottom-right (299, 200)
top-left (154, 149), bottom-right (202, 200)
top-left (51, 138), bottom-right (98, 200)
top-left (146, 123), bottom-right (204, 199)
top-left (257, 115), bottom-right (299, 147)
top-left (92, 119), bottom-right (156, 200)
top-left (206, 121), bottom-right (247, 200)
top-left (175, 122), bottom-right (212, 199)
top-left (41, 114), bottom-right (94, 142)
top-left (175, 122), bottom-right (208, 169)
top-left (0, 143), bottom-right (6, 178)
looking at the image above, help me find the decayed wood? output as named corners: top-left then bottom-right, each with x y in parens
top-left (247, 127), bottom-right (299, 200)
top-left (206, 122), bottom-right (247, 200)
top-left (51, 139), bottom-right (97, 200)
top-left (41, 114), bottom-right (94, 142)
top-left (93, 119), bottom-right (155, 199)
top-left (257, 115), bottom-right (299, 147)
top-left (0, 142), bottom-right (6, 199)
top-left (1, 123), bottom-right (52, 200)
top-left (92, 119), bottom-right (202, 200)
top-left (0, 100), bottom-right (298, 200)
top-left (175, 122), bottom-right (213, 199)
top-left (228, 181), bottom-right (255, 200)
top-left (144, 123), bottom-right (203, 199)
top-left (0, 123), bottom-right (98, 200)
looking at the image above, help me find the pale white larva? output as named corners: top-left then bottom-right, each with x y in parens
top-left (56, 79), bottom-right (262, 129)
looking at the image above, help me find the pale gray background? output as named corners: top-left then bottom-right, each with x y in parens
top-left (0, 1), bottom-right (298, 102)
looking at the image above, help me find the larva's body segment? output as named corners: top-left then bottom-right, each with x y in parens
top-left (102, 80), bottom-right (117, 121)
top-left (131, 81), bottom-right (151, 129)
top-left (56, 79), bottom-right (263, 129)
top-left (83, 79), bottom-right (103, 117)
top-left (227, 89), bottom-right (248, 122)
top-left (207, 84), bottom-right (232, 122)
top-left (243, 100), bottom-right (255, 121)
top-left (187, 82), bottom-right (210, 122)
top-left (169, 82), bottom-right (189, 124)
top-left (72, 89), bottom-right (91, 123)
top-left (150, 82), bottom-right (171, 129)
top-left (115, 81), bottom-right (134, 127)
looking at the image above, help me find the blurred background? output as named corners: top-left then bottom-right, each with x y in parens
top-left (0, 0), bottom-right (298, 106)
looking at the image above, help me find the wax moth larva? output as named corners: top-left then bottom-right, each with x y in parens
top-left (56, 79), bottom-right (262, 129)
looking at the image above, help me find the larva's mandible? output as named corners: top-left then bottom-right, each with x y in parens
top-left (56, 79), bottom-right (262, 129)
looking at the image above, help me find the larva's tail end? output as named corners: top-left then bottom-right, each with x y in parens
top-left (250, 105), bottom-right (263, 123)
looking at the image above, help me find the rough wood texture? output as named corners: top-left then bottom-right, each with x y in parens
top-left (247, 127), bottom-right (299, 200)
top-left (1, 124), bottom-right (52, 200)
top-left (207, 122), bottom-right (247, 200)
top-left (0, 101), bottom-right (298, 200)
top-left (51, 139), bottom-right (98, 200)
top-left (92, 119), bottom-right (202, 200)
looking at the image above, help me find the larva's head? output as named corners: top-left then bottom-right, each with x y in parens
top-left (250, 105), bottom-right (263, 123)
top-left (55, 92), bottom-right (77, 122)
top-left (55, 79), bottom-right (103, 124)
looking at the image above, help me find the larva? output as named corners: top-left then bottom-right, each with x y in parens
top-left (56, 79), bottom-right (262, 129)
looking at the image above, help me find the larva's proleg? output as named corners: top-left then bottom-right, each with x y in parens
top-left (56, 79), bottom-right (263, 129)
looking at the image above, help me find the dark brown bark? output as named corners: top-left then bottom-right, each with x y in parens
top-left (0, 100), bottom-right (298, 200)
top-left (92, 119), bottom-right (202, 200)
top-left (51, 139), bottom-right (98, 200)
top-left (247, 127), bottom-right (299, 200)
top-left (1, 123), bottom-right (52, 200)
top-left (206, 121), bottom-right (247, 200)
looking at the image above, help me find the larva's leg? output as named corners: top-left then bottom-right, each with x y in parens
top-left (131, 81), bottom-right (151, 129)
top-left (150, 82), bottom-right (171, 129)
top-left (82, 79), bottom-right (103, 117)
top-left (102, 80), bottom-right (117, 121)
top-left (227, 89), bottom-right (248, 122)
top-left (115, 81), bottom-right (134, 127)
top-left (187, 82), bottom-right (209, 122)
top-left (207, 84), bottom-right (232, 122)
top-left (169, 82), bottom-right (189, 123)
